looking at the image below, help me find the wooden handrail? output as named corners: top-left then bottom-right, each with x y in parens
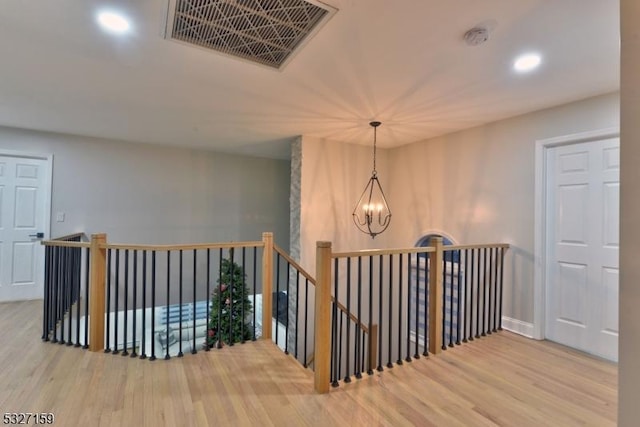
top-left (42, 240), bottom-right (90, 248)
top-left (51, 232), bottom-right (87, 241)
top-left (100, 240), bottom-right (264, 251)
top-left (445, 243), bottom-right (511, 251)
top-left (332, 247), bottom-right (436, 258)
top-left (273, 244), bottom-right (368, 334)
top-left (332, 242), bottom-right (509, 258)
top-left (274, 244), bottom-right (316, 285)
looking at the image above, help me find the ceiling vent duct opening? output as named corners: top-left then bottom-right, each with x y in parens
top-left (163, 0), bottom-right (337, 70)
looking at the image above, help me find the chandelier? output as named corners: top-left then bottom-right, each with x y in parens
top-left (352, 121), bottom-right (391, 238)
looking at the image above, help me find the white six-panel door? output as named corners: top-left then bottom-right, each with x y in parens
top-left (0, 155), bottom-right (49, 302)
top-left (545, 137), bottom-right (619, 361)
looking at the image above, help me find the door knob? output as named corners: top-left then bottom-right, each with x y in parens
top-left (29, 232), bottom-right (44, 239)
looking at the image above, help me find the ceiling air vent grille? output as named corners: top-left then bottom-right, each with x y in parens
top-left (164, 0), bottom-right (336, 69)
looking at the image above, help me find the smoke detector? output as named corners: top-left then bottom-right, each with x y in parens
top-left (464, 27), bottom-right (489, 46)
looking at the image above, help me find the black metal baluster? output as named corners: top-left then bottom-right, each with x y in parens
top-left (498, 247), bottom-right (505, 330)
top-left (304, 277), bottom-right (309, 367)
top-left (84, 248), bottom-right (90, 349)
top-left (377, 255), bottom-right (384, 371)
top-left (397, 253), bottom-right (404, 364)
top-left (150, 251), bottom-right (157, 361)
top-left (344, 258), bottom-right (352, 383)
top-left (423, 251), bottom-right (429, 356)
top-left (64, 247), bottom-right (68, 321)
top-left (294, 270), bottom-right (300, 360)
top-left (70, 247), bottom-right (75, 337)
top-left (331, 258), bottom-right (339, 387)
top-left (406, 252), bottom-right (413, 362)
top-left (487, 247), bottom-right (494, 335)
top-left (252, 247), bottom-right (257, 341)
top-left (229, 248), bottom-right (236, 346)
top-left (165, 251), bottom-right (171, 360)
top-left (75, 247), bottom-right (81, 347)
top-left (104, 249), bottom-right (111, 352)
top-left (206, 248), bottom-right (211, 350)
top-left (448, 251), bottom-right (454, 347)
top-left (367, 256), bottom-right (374, 374)
top-left (113, 249), bottom-right (120, 354)
top-left (330, 300), bottom-right (335, 383)
top-left (387, 254), bottom-right (393, 368)
top-left (285, 258), bottom-right (290, 354)
top-left (456, 250), bottom-right (462, 345)
top-left (475, 248), bottom-right (481, 339)
top-left (67, 247), bottom-right (73, 346)
top-left (122, 249), bottom-right (129, 356)
top-left (50, 246), bottom-right (57, 341)
top-left (482, 248), bottom-right (488, 337)
top-left (42, 246), bottom-right (50, 340)
top-left (361, 328), bottom-right (366, 376)
top-left (492, 247), bottom-right (499, 332)
top-left (338, 309), bottom-right (343, 384)
top-left (217, 248), bottom-right (222, 349)
top-left (178, 249), bottom-right (183, 357)
top-left (241, 247), bottom-right (246, 344)
top-left (51, 246), bottom-right (58, 343)
top-left (356, 256), bottom-right (363, 378)
top-left (463, 249), bottom-right (469, 343)
top-left (59, 246), bottom-right (66, 345)
top-left (192, 249), bottom-right (198, 354)
top-left (414, 252), bottom-right (421, 359)
top-left (275, 253), bottom-right (280, 347)
top-left (469, 248), bottom-right (475, 341)
top-left (67, 246), bottom-right (73, 345)
top-left (131, 250), bottom-right (138, 357)
top-left (141, 251), bottom-right (147, 359)
top-left (442, 252), bottom-right (447, 350)
top-left (58, 246), bottom-right (64, 344)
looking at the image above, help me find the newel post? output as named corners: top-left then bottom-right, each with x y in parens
top-left (314, 241), bottom-right (332, 393)
top-left (261, 232), bottom-right (274, 340)
top-left (428, 236), bottom-right (444, 354)
top-left (89, 233), bottom-right (107, 352)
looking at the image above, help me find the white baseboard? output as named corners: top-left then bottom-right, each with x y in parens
top-left (501, 316), bottom-right (535, 338)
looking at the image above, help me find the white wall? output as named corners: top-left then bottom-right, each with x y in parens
top-left (298, 135), bottom-right (390, 272)
top-left (387, 92), bottom-right (619, 325)
top-left (0, 126), bottom-right (290, 248)
top-left (619, 0), bottom-right (640, 424)
top-left (297, 95), bottom-right (619, 324)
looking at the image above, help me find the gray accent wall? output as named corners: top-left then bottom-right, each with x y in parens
top-left (0, 126), bottom-right (290, 248)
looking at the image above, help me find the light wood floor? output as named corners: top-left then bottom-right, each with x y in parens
top-left (0, 300), bottom-right (617, 426)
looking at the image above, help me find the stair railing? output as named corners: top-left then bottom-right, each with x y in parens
top-left (313, 238), bottom-right (509, 392)
top-left (42, 233), bottom-right (89, 347)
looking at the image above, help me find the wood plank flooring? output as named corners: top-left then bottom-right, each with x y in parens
top-left (0, 300), bottom-right (617, 426)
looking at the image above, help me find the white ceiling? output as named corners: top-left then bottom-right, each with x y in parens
top-left (0, 0), bottom-right (619, 159)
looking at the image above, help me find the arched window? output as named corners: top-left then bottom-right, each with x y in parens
top-left (415, 232), bottom-right (459, 263)
top-left (410, 232), bottom-right (464, 347)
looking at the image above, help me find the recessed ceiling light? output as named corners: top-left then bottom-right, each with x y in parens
top-left (97, 11), bottom-right (131, 34)
top-left (513, 53), bottom-right (541, 73)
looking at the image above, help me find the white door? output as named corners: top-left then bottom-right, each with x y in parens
top-left (545, 137), bottom-right (619, 361)
top-left (0, 155), bottom-right (50, 302)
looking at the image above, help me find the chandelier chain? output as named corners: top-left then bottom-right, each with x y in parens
top-left (372, 125), bottom-right (377, 174)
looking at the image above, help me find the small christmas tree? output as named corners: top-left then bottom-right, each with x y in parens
top-left (207, 250), bottom-right (253, 348)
